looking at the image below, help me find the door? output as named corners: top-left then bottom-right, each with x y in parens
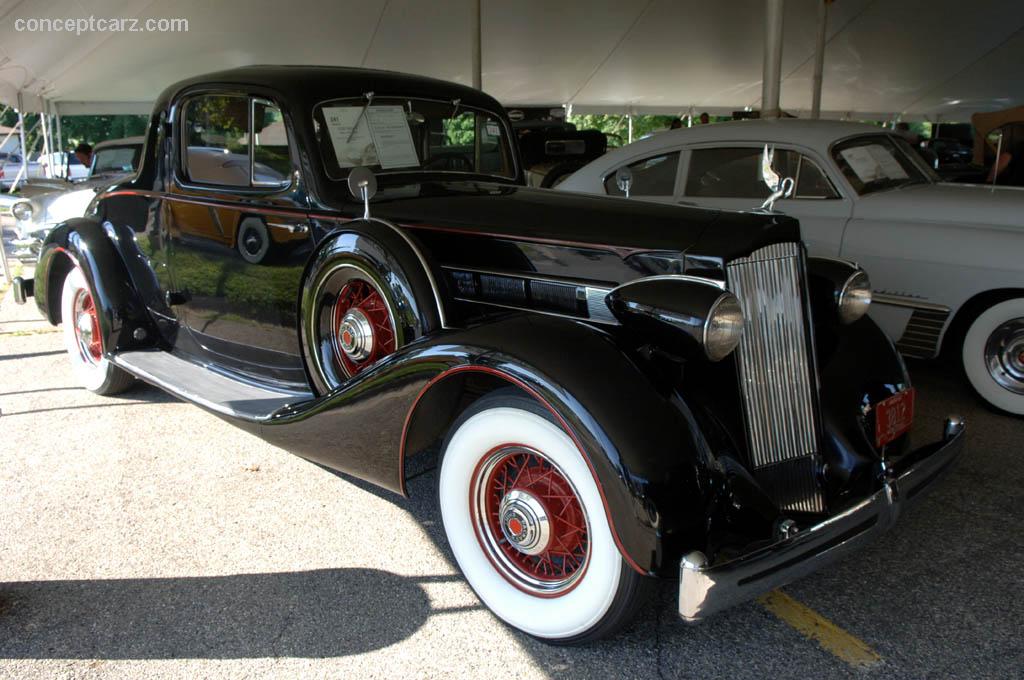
top-left (166, 92), bottom-right (313, 386)
top-left (678, 145), bottom-right (852, 257)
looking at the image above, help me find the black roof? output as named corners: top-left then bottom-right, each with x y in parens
top-left (153, 65), bottom-right (506, 117)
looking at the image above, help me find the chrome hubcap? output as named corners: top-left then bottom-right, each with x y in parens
top-left (985, 318), bottom-right (1024, 395)
top-left (338, 309), bottom-right (374, 361)
top-left (498, 489), bottom-right (551, 556)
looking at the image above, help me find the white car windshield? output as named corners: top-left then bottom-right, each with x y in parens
top-left (831, 135), bottom-right (936, 195)
top-left (91, 145), bottom-right (140, 176)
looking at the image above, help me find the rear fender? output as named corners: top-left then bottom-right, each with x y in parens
top-left (35, 218), bottom-right (157, 355)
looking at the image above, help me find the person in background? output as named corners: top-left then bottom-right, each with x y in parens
top-left (894, 122), bottom-right (921, 146)
top-left (699, 112), bottom-right (710, 125)
top-left (73, 142), bottom-right (93, 168)
top-left (669, 117), bottom-right (683, 130)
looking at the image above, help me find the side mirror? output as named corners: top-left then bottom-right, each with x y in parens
top-left (615, 167), bottom-right (633, 198)
top-left (348, 166), bottom-right (377, 219)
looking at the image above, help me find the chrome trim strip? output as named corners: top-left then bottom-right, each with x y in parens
top-left (608, 273), bottom-right (726, 291)
top-left (452, 293), bottom-right (620, 326)
top-left (872, 292), bottom-right (950, 313)
top-left (727, 242), bottom-right (822, 513)
top-left (679, 417), bottom-right (966, 622)
top-left (440, 264), bottom-right (614, 290)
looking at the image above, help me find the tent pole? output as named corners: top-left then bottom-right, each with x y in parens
top-left (761, 0), bottom-right (785, 119)
top-left (54, 103), bottom-right (64, 176)
top-left (810, 0), bottom-right (828, 119)
top-left (40, 110), bottom-right (51, 178)
top-left (471, 0), bottom-right (482, 90)
top-left (16, 92), bottom-right (28, 190)
top-left (627, 113), bottom-right (633, 143)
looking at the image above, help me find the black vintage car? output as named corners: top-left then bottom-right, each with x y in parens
top-left (12, 66), bottom-right (965, 644)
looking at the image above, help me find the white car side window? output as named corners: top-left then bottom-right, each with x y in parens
top-left (684, 147), bottom-right (837, 199)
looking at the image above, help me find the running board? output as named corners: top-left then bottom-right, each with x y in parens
top-left (114, 350), bottom-right (313, 421)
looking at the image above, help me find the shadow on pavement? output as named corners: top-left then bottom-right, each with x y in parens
top-left (0, 568), bottom-right (473, 659)
top-left (0, 350), bottom-right (65, 362)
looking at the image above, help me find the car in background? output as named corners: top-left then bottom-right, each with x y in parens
top-left (558, 119), bottom-right (1024, 415)
top-left (9, 136), bottom-right (144, 258)
top-left (509, 108), bottom-right (608, 188)
top-left (0, 151), bottom-right (44, 188)
top-left (37, 151), bottom-right (89, 180)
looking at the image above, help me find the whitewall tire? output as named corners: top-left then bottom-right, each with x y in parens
top-left (61, 267), bottom-right (135, 395)
top-left (438, 391), bottom-right (651, 643)
top-left (962, 297), bottom-right (1024, 415)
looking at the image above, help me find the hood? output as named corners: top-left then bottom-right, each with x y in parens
top-left (855, 182), bottom-right (1024, 231)
top-left (316, 179), bottom-right (800, 259)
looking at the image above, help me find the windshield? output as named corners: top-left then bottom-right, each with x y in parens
top-left (313, 97), bottom-right (516, 181)
top-left (831, 135), bottom-right (935, 195)
top-left (91, 145), bottom-right (141, 176)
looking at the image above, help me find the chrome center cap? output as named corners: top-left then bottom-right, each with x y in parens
top-left (76, 313), bottom-right (94, 343)
top-left (499, 489), bottom-right (551, 556)
top-left (338, 309), bottom-right (374, 361)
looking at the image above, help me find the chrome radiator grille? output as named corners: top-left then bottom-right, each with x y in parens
top-left (726, 242), bottom-right (824, 513)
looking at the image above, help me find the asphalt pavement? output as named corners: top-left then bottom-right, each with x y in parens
top-left (1, 279), bottom-right (1021, 679)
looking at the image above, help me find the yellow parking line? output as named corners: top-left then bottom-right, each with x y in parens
top-left (758, 590), bottom-right (883, 670)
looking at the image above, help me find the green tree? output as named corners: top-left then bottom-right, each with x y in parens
top-left (1, 109), bottom-right (147, 157)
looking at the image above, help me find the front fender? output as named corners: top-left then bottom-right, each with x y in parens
top-left (35, 218), bottom-right (157, 354)
top-left (258, 314), bottom-right (715, 576)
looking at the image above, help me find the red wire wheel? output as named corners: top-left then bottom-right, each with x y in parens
top-left (331, 278), bottom-right (397, 378)
top-left (72, 287), bottom-right (103, 365)
top-left (471, 445), bottom-right (590, 596)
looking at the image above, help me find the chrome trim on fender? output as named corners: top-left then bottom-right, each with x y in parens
top-left (872, 292), bottom-right (950, 313)
top-left (678, 416), bottom-right (966, 623)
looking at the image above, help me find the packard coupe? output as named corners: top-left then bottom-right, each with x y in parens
top-left (12, 66), bottom-right (965, 643)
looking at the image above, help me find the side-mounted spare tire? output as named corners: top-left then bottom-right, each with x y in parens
top-left (300, 220), bottom-right (442, 394)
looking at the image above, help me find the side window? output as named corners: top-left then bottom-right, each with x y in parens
top-left (685, 147), bottom-right (838, 199)
top-left (604, 152), bottom-right (680, 196)
top-left (795, 155), bottom-right (838, 199)
top-left (685, 147), bottom-right (768, 198)
top-left (253, 101), bottom-right (291, 186)
top-left (183, 95), bottom-right (292, 188)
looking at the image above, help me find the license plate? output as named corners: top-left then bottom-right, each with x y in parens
top-left (875, 388), bottom-right (915, 448)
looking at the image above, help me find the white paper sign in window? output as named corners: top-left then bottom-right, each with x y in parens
top-left (323, 105), bottom-right (420, 170)
top-left (839, 144), bottom-right (908, 183)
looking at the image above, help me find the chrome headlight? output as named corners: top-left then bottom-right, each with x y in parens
top-left (704, 292), bottom-right (745, 361)
top-left (606, 277), bottom-right (745, 361)
top-left (837, 270), bottom-right (872, 324)
top-left (11, 200), bottom-right (33, 222)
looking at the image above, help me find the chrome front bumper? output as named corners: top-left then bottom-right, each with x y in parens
top-left (679, 415), bottom-right (966, 622)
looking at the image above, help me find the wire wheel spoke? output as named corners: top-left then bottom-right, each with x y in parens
top-left (473, 445), bottom-right (590, 594)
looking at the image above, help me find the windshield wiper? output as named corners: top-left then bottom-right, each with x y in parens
top-left (346, 91), bottom-right (375, 143)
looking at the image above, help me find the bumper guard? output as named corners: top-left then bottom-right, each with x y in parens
top-left (679, 415), bottom-right (966, 622)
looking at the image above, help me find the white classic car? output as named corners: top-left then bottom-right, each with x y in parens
top-left (559, 119), bottom-right (1024, 415)
top-left (9, 136), bottom-right (144, 257)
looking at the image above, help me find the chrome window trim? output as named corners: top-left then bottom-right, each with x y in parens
top-left (173, 91), bottom-right (299, 196)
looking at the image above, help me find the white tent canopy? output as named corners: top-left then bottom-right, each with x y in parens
top-left (1, 0), bottom-right (1022, 121)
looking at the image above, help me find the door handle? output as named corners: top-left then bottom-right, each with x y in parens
top-left (266, 220), bottom-right (309, 235)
